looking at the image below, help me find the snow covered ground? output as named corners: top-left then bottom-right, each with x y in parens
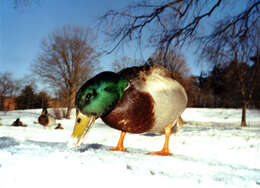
top-left (0, 108), bottom-right (260, 188)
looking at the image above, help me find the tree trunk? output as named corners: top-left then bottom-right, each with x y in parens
top-left (65, 94), bottom-right (74, 119)
top-left (65, 86), bottom-right (76, 119)
top-left (66, 106), bottom-right (72, 119)
top-left (241, 101), bottom-right (247, 127)
top-left (0, 96), bottom-right (3, 111)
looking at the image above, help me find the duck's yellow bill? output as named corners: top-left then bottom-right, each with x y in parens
top-left (68, 111), bottom-right (96, 149)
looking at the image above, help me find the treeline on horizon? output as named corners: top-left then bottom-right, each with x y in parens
top-left (1, 53), bottom-right (259, 111)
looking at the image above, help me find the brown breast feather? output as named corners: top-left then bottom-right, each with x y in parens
top-left (101, 86), bottom-right (155, 134)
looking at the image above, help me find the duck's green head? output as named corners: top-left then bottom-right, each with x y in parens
top-left (76, 71), bottom-right (129, 117)
top-left (68, 71), bottom-right (129, 149)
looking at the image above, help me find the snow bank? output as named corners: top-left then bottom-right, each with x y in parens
top-left (0, 108), bottom-right (259, 188)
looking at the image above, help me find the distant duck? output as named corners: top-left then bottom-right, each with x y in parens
top-left (11, 118), bottom-right (27, 127)
top-left (69, 65), bottom-right (188, 156)
top-left (55, 123), bottom-right (64, 130)
top-left (38, 108), bottom-right (56, 128)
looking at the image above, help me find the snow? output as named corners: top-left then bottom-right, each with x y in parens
top-left (0, 108), bottom-right (260, 188)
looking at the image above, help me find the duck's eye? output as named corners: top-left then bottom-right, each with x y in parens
top-left (85, 93), bottom-right (92, 103)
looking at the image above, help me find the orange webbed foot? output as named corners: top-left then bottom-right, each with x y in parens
top-left (149, 150), bottom-right (172, 156)
top-left (149, 124), bottom-right (173, 156)
top-left (110, 131), bottom-right (127, 152)
top-left (110, 146), bottom-right (127, 152)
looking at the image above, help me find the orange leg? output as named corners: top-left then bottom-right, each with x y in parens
top-left (110, 131), bottom-right (127, 152)
top-left (149, 124), bottom-right (172, 156)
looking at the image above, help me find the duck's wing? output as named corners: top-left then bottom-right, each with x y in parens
top-left (117, 65), bottom-right (149, 81)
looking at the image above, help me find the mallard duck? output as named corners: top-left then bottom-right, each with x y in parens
top-left (11, 118), bottom-right (27, 127)
top-left (69, 65), bottom-right (188, 156)
top-left (38, 108), bottom-right (56, 128)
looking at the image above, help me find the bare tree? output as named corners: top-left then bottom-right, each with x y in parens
top-left (0, 72), bottom-right (19, 111)
top-left (0, 72), bottom-right (17, 96)
top-left (99, 1), bottom-right (260, 59)
top-left (33, 25), bottom-right (100, 119)
top-left (200, 8), bottom-right (260, 126)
